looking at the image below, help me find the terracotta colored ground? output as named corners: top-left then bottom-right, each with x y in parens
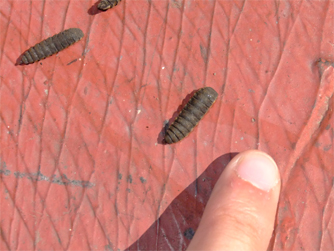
top-left (1, 1), bottom-right (333, 250)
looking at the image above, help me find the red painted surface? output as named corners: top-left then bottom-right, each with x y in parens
top-left (1, 1), bottom-right (333, 250)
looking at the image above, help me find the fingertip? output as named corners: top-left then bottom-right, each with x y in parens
top-left (234, 150), bottom-right (280, 192)
top-left (187, 150), bottom-right (281, 251)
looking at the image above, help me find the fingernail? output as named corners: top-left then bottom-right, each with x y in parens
top-left (235, 152), bottom-right (279, 191)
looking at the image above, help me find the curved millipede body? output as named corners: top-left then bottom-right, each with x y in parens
top-left (20, 28), bottom-right (84, 65)
top-left (164, 87), bottom-right (218, 144)
top-left (98, 0), bottom-right (121, 11)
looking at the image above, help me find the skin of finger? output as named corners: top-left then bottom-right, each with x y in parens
top-left (187, 150), bottom-right (281, 251)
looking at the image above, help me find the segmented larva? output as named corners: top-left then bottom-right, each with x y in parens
top-left (19, 28), bottom-right (84, 65)
top-left (98, 0), bottom-right (122, 11)
top-left (164, 87), bottom-right (218, 144)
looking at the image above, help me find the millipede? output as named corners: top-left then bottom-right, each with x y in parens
top-left (98, 0), bottom-right (122, 11)
top-left (164, 87), bottom-right (218, 144)
top-left (19, 28), bottom-right (84, 65)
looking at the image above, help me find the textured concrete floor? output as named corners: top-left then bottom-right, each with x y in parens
top-left (0, 0), bottom-right (333, 250)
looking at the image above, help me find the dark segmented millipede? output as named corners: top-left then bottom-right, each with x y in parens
top-left (164, 87), bottom-right (218, 144)
top-left (19, 28), bottom-right (84, 65)
top-left (98, 0), bottom-right (121, 11)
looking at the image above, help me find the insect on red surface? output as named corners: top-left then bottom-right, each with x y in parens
top-left (164, 87), bottom-right (218, 144)
top-left (19, 28), bottom-right (84, 65)
top-left (98, 0), bottom-right (122, 11)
